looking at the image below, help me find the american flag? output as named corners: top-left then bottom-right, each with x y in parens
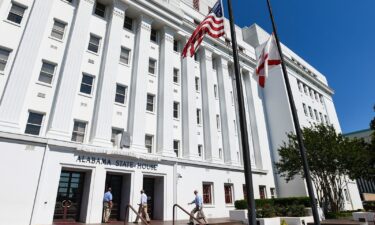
top-left (182, 0), bottom-right (225, 58)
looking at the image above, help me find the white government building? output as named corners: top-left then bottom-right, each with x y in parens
top-left (0, 0), bottom-right (363, 224)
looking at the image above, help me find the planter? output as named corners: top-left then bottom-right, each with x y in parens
top-left (256, 217), bottom-right (280, 225)
top-left (305, 207), bottom-right (325, 220)
top-left (280, 216), bottom-right (314, 225)
top-left (353, 212), bottom-right (375, 222)
top-left (229, 210), bottom-right (248, 223)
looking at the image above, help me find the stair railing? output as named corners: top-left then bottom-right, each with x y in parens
top-left (172, 204), bottom-right (206, 225)
top-left (124, 204), bottom-right (150, 225)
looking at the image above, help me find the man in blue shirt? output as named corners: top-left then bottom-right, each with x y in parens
top-left (103, 187), bottom-right (113, 223)
top-left (188, 190), bottom-right (207, 224)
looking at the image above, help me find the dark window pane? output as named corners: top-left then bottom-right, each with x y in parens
top-left (25, 124), bottom-right (41, 135)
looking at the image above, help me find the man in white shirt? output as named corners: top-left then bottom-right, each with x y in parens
top-left (134, 190), bottom-right (150, 223)
top-left (188, 190), bottom-right (207, 224)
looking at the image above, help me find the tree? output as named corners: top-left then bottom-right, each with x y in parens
top-left (275, 124), bottom-right (372, 213)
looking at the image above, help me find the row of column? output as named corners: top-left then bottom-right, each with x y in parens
top-left (0, 0), bottom-right (258, 166)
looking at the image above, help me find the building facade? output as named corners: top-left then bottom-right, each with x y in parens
top-left (0, 0), bottom-right (361, 224)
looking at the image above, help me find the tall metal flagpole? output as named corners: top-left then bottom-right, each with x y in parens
top-left (265, 0), bottom-right (321, 224)
top-left (227, 0), bottom-right (257, 224)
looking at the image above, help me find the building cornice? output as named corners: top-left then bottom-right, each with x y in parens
top-left (0, 131), bottom-right (268, 174)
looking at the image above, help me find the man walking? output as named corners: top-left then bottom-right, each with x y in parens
top-left (188, 190), bottom-right (207, 224)
top-left (134, 190), bottom-right (150, 223)
top-left (103, 187), bottom-right (113, 223)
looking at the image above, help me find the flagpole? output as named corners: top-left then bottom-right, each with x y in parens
top-left (227, 0), bottom-right (257, 224)
top-left (264, 0), bottom-right (321, 224)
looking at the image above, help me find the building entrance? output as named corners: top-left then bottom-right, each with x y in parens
top-left (105, 174), bottom-right (123, 221)
top-left (143, 176), bottom-right (164, 220)
top-left (53, 170), bottom-right (85, 222)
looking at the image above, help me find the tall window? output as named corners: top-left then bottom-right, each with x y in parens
top-left (173, 40), bottom-right (179, 52)
top-left (214, 84), bottom-right (218, 98)
top-left (94, 1), bottom-right (106, 17)
top-left (319, 112), bottom-right (324, 123)
top-left (202, 183), bottom-right (213, 204)
top-left (115, 84), bottom-right (127, 104)
top-left (297, 81), bottom-right (302, 92)
top-left (270, 188), bottom-right (276, 198)
top-left (315, 92), bottom-right (320, 101)
top-left (224, 184), bottom-right (233, 204)
top-left (148, 58), bottom-right (156, 74)
top-left (38, 61), bottom-right (56, 84)
top-left (324, 115), bottom-right (329, 125)
top-left (219, 148), bottom-right (222, 159)
top-left (302, 103), bottom-right (308, 116)
top-left (234, 120), bottom-right (237, 134)
top-left (145, 135), bottom-right (153, 153)
top-left (120, 47), bottom-right (130, 65)
top-left (88, 34), bottom-right (101, 53)
top-left (304, 85), bottom-right (308, 95)
top-left (243, 184), bottom-right (247, 200)
top-left (259, 185), bottom-right (267, 199)
top-left (111, 129), bottom-right (122, 146)
top-left (80, 74), bottom-right (94, 95)
top-left (173, 102), bottom-right (179, 119)
top-left (150, 29), bottom-right (157, 42)
top-left (71, 121), bottom-right (87, 143)
top-left (146, 94), bottom-right (155, 112)
top-left (198, 144), bottom-right (203, 157)
top-left (308, 106), bottom-right (313, 118)
top-left (0, 48), bottom-right (11, 72)
top-left (123, 16), bottom-right (133, 30)
top-left (25, 112), bottom-right (44, 135)
top-left (193, 0), bottom-right (200, 11)
top-left (195, 77), bottom-right (200, 91)
top-left (320, 95), bottom-right (324, 103)
top-left (51, 20), bottom-right (66, 40)
top-left (212, 58), bottom-right (217, 70)
top-left (173, 140), bottom-right (179, 157)
top-left (216, 114), bottom-right (220, 130)
top-left (196, 109), bottom-right (201, 125)
top-left (314, 109), bottom-right (319, 121)
top-left (173, 68), bottom-right (179, 84)
top-left (310, 89), bottom-right (314, 98)
top-left (7, 3), bottom-right (26, 24)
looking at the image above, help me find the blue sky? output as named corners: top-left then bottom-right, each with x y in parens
top-left (221, 0), bottom-right (375, 133)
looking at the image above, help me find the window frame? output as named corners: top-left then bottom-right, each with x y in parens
top-left (38, 60), bottom-right (56, 85)
top-left (80, 73), bottom-right (95, 95)
top-left (173, 140), bottom-right (179, 157)
top-left (224, 183), bottom-right (234, 205)
top-left (119, 47), bottom-right (131, 65)
top-left (88, 34), bottom-right (101, 54)
top-left (71, 120), bottom-right (87, 143)
top-left (195, 77), bottom-right (200, 92)
top-left (173, 101), bottom-right (180, 119)
top-left (173, 39), bottom-right (179, 52)
top-left (216, 114), bottom-right (220, 130)
top-left (259, 185), bottom-right (267, 199)
top-left (51, 19), bottom-right (67, 41)
top-left (111, 128), bottom-right (123, 146)
top-left (146, 93), bottom-right (155, 112)
top-left (145, 134), bottom-right (154, 153)
top-left (150, 28), bottom-right (158, 42)
top-left (0, 47), bottom-right (12, 73)
top-left (115, 83), bottom-right (127, 105)
top-left (196, 109), bottom-right (202, 125)
top-left (202, 182), bottom-right (214, 205)
top-left (24, 111), bottom-right (44, 136)
top-left (7, 2), bottom-right (27, 25)
top-left (123, 16), bottom-right (133, 30)
top-left (214, 84), bottom-right (218, 98)
top-left (148, 58), bottom-right (157, 75)
top-left (94, 1), bottom-right (106, 18)
top-left (173, 68), bottom-right (179, 84)
top-left (198, 144), bottom-right (203, 158)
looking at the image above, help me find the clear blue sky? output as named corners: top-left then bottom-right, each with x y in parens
top-left (221, 0), bottom-right (375, 133)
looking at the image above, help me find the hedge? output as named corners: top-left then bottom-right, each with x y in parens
top-left (234, 196), bottom-right (311, 210)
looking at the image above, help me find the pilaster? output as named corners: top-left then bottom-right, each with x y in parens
top-left (181, 40), bottom-right (200, 160)
top-left (0, 0), bottom-right (54, 132)
top-left (200, 48), bottom-right (221, 163)
top-left (46, 0), bottom-right (95, 140)
top-left (127, 15), bottom-right (153, 153)
top-left (90, 1), bottom-right (127, 147)
top-left (156, 26), bottom-right (176, 157)
top-left (216, 57), bottom-right (237, 164)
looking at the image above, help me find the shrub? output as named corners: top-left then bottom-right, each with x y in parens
top-left (286, 205), bottom-right (306, 217)
top-left (274, 197), bottom-right (311, 207)
top-left (325, 211), bottom-right (353, 219)
top-left (235, 199), bottom-right (247, 210)
top-left (256, 204), bottom-right (277, 218)
top-left (363, 201), bottom-right (375, 211)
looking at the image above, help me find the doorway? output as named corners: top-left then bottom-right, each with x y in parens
top-left (104, 172), bottom-right (131, 221)
top-left (53, 170), bottom-right (86, 222)
top-left (143, 176), bottom-right (164, 220)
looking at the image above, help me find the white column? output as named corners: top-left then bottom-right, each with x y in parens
top-left (126, 15), bottom-right (153, 153)
top-left (0, 0), bottom-right (54, 132)
top-left (216, 57), bottom-right (237, 164)
top-left (199, 48), bottom-right (221, 163)
top-left (47, 0), bottom-right (95, 140)
top-left (90, 1), bottom-right (127, 147)
top-left (156, 26), bottom-right (176, 157)
top-left (181, 45), bottom-right (200, 160)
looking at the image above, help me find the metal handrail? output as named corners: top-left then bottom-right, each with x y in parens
top-left (124, 204), bottom-right (150, 225)
top-left (172, 204), bottom-right (205, 225)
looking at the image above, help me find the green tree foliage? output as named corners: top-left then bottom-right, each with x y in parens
top-left (275, 124), bottom-right (372, 213)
